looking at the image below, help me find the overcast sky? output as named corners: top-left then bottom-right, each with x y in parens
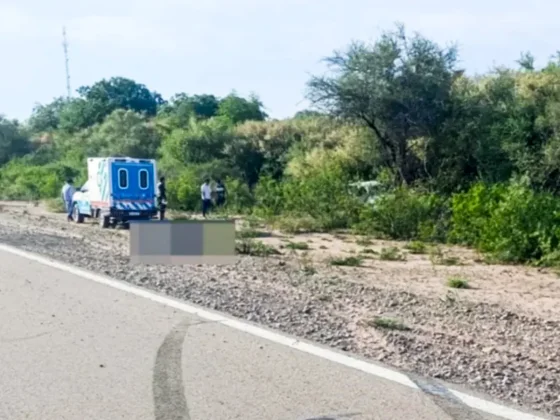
top-left (1, 0), bottom-right (558, 121)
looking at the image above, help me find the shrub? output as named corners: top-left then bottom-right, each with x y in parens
top-left (271, 214), bottom-right (321, 234)
top-left (447, 277), bottom-right (470, 289)
top-left (286, 241), bottom-right (310, 250)
top-left (405, 241), bottom-right (427, 254)
top-left (0, 160), bottom-right (82, 200)
top-left (280, 162), bottom-right (362, 230)
top-left (379, 246), bottom-right (406, 261)
top-left (166, 168), bottom-right (200, 211)
top-left (366, 317), bottom-right (410, 331)
top-left (451, 180), bottom-right (560, 263)
top-left (254, 162), bottom-right (362, 231)
top-left (235, 239), bottom-right (279, 257)
top-left (44, 198), bottom-right (65, 213)
top-left (449, 182), bottom-right (506, 246)
top-left (222, 176), bottom-right (254, 214)
top-left (330, 256), bottom-right (363, 266)
top-left (479, 183), bottom-right (560, 262)
top-left (253, 176), bottom-right (285, 218)
top-left (355, 187), bottom-right (449, 242)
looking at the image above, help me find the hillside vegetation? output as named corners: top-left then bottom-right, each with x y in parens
top-left (3, 25), bottom-right (560, 265)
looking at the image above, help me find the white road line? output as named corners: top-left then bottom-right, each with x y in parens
top-left (0, 243), bottom-right (549, 420)
top-left (449, 391), bottom-right (547, 420)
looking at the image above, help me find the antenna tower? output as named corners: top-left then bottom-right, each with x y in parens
top-left (62, 27), bottom-right (71, 99)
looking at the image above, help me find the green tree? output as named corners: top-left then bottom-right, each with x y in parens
top-left (0, 116), bottom-right (32, 166)
top-left (27, 98), bottom-right (67, 133)
top-left (77, 77), bottom-right (164, 116)
top-left (217, 93), bottom-right (267, 124)
top-left (517, 52), bottom-right (535, 71)
top-left (307, 24), bottom-right (458, 185)
top-left (57, 77), bottom-right (165, 133)
top-left (84, 109), bottom-right (162, 158)
top-left (158, 117), bottom-right (232, 170)
top-left (429, 71), bottom-right (516, 192)
top-left (183, 94), bottom-right (220, 119)
top-left (157, 94), bottom-right (220, 127)
top-left (57, 98), bottom-right (102, 132)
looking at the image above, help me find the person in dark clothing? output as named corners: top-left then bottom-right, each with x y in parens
top-left (157, 176), bottom-right (167, 220)
top-left (215, 179), bottom-right (227, 208)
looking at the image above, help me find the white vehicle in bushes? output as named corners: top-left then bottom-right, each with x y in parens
top-left (349, 180), bottom-right (382, 204)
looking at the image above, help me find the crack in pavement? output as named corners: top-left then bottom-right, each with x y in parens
top-left (0, 330), bottom-right (55, 343)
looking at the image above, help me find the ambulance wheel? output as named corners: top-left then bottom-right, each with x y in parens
top-left (73, 205), bottom-right (84, 224)
top-left (99, 214), bottom-right (110, 229)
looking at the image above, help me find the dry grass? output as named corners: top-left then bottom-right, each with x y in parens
top-left (379, 246), bottom-right (406, 261)
top-left (43, 199), bottom-right (65, 213)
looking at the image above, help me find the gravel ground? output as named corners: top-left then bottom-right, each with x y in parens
top-left (0, 206), bottom-right (559, 418)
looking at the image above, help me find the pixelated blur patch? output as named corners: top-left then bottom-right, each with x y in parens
top-left (129, 220), bottom-right (237, 265)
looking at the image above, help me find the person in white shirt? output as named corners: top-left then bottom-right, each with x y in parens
top-left (61, 178), bottom-right (76, 222)
top-left (200, 178), bottom-right (212, 217)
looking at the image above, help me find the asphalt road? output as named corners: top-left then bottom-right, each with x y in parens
top-left (0, 249), bottom-right (523, 420)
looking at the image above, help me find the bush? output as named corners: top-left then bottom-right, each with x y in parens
top-left (481, 185), bottom-right (560, 263)
top-left (405, 241), bottom-right (427, 254)
top-left (253, 176), bottom-right (285, 218)
top-left (44, 198), bottom-right (65, 213)
top-left (254, 163), bottom-right (362, 231)
top-left (449, 182), bottom-right (507, 246)
top-left (355, 187), bottom-right (449, 242)
top-left (0, 160), bottom-right (82, 200)
top-left (269, 214), bottom-right (321, 234)
top-left (451, 180), bottom-right (560, 263)
top-left (379, 246), bottom-right (406, 261)
top-left (166, 168), bottom-right (200, 211)
top-left (447, 277), bottom-right (470, 289)
top-left (222, 176), bottom-right (254, 214)
top-left (281, 163), bottom-right (362, 230)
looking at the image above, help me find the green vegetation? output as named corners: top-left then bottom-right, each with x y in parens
top-left (447, 277), bottom-right (470, 289)
top-left (366, 317), bottom-right (410, 331)
top-left (329, 256), bottom-right (363, 267)
top-left (235, 239), bottom-right (279, 257)
top-left (356, 236), bottom-right (374, 246)
top-left (286, 241), bottom-right (310, 250)
top-left (429, 247), bottom-right (461, 266)
top-left (298, 252), bottom-right (317, 275)
top-left (4, 24), bottom-right (560, 265)
top-left (44, 198), bottom-right (65, 213)
top-left (405, 241), bottom-right (428, 254)
top-left (379, 247), bottom-right (406, 261)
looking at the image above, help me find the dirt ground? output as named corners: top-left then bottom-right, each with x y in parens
top-left (8, 200), bottom-right (557, 321)
top-left (0, 200), bottom-right (559, 417)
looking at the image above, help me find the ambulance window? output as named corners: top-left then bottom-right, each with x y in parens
top-left (139, 169), bottom-right (149, 190)
top-left (118, 168), bottom-right (128, 189)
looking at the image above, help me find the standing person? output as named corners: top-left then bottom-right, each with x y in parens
top-left (200, 178), bottom-right (212, 218)
top-left (61, 178), bottom-right (76, 222)
top-left (157, 176), bottom-right (167, 220)
top-left (215, 178), bottom-right (227, 208)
